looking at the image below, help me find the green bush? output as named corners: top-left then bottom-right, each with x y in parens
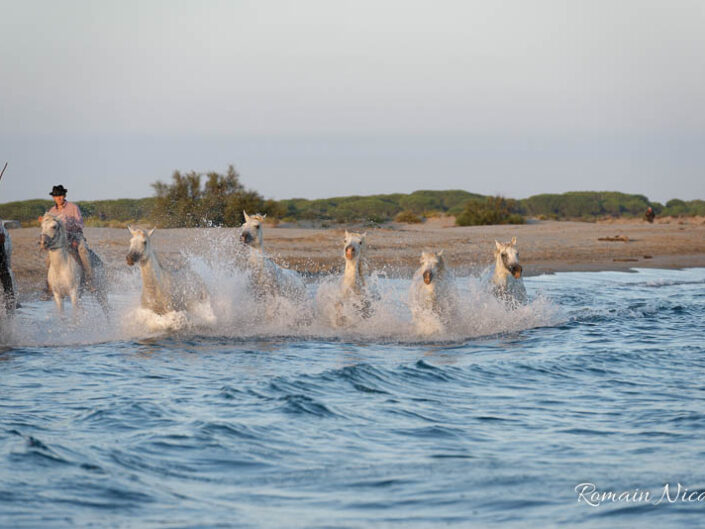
top-left (661, 199), bottom-right (705, 217)
top-left (519, 191), bottom-right (654, 219)
top-left (150, 165), bottom-right (275, 227)
top-left (395, 210), bottom-right (423, 223)
top-left (456, 196), bottom-right (525, 226)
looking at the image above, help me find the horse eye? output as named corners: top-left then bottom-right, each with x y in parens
top-left (501, 252), bottom-right (506, 256)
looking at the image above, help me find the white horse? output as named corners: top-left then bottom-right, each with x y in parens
top-left (409, 250), bottom-right (457, 335)
top-left (491, 237), bottom-right (527, 305)
top-left (126, 226), bottom-right (212, 317)
top-left (0, 221), bottom-right (18, 315)
top-left (332, 231), bottom-right (374, 326)
top-left (239, 211), bottom-right (306, 303)
top-left (40, 215), bottom-right (109, 316)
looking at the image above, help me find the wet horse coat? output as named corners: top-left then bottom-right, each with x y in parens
top-left (0, 221), bottom-right (17, 314)
top-left (333, 231), bottom-right (374, 326)
top-left (409, 250), bottom-right (457, 335)
top-left (40, 216), bottom-right (109, 316)
top-left (491, 237), bottom-right (527, 306)
top-left (239, 212), bottom-right (306, 303)
top-left (126, 226), bottom-right (210, 315)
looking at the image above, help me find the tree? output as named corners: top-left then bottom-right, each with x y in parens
top-left (150, 165), bottom-right (270, 227)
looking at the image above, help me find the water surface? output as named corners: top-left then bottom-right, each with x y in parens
top-left (2, 267), bottom-right (704, 528)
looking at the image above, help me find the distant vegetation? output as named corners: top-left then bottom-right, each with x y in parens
top-left (456, 196), bottom-right (524, 226)
top-left (2, 167), bottom-right (704, 228)
top-left (150, 165), bottom-right (282, 228)
top-left (279, 190), bottom-right (483, 224)
top-left (522, 191), bottom-right (651, 220)
top-left (394, 210), bottom-right (424, 224)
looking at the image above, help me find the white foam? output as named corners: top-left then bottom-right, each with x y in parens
top-left (1, 235), bottom-right (565, 346)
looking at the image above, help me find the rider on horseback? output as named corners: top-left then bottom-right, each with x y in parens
top-left (45, 185), bottom-right (94, 287)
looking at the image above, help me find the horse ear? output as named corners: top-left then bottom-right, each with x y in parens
top-left (243, 211), bottom-right (250, 222)
top-left (361, 232), bottom-right (367, 240)
top-left (495, 240), bottom-right (502, 250)
top-left (511, 236), bottom-right (517, 246)
top-left (261, 213), bottom-right (267, 219)
top-left (128, 225), bottom-right (136, 235)
top-left (147, 227), bottom-right (156, 237)
top-left (344, 230), bottom-right (349, 239)
top-left (438, 249), bottom-right (444, 257)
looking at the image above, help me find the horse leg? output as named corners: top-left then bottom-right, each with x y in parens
top-left (334, 299), bottom-right (347, 327)
top-left (69, 288), bottom-right (80, 320)
top-left (97, 287), bottom-right (110, 319)
top-left (53, 291), bottom-right (64, 315)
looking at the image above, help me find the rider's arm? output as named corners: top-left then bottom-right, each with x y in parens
top-left (69, 202), bottom-right (84, 230)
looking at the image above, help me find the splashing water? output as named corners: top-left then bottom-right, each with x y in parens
top-left (1, 234), bottom-right (562, 347)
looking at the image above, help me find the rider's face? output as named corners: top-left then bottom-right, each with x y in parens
top-left (52, 195), bottom-right (66, 207)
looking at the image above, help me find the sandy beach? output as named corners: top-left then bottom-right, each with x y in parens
top-left (9, 217), bottom-right (705, 301)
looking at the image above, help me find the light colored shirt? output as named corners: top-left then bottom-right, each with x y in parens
top-left (48, 200), bottom-right (84, 235)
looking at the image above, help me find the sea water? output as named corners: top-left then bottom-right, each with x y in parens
top-left (1, 265), bottom-right (704, 528)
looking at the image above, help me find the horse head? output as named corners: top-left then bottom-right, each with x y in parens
top-left (418, 250), bottom-right (445, 285)
top-left (344, 231), bottom-right (366, 262)
top-left (40, 215), bottom-right (66, 250)
top-left (126, 225), bottom-right (156, 266)
top-left (240, 211), bottom-right (265, 249)
top-left (495, 237), bottom-right (522, 279)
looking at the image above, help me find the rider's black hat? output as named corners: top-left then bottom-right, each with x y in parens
top-left (49, 185), bottom-right (68, 196)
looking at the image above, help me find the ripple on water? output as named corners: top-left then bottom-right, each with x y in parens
top-left (1, 267), bottom-right (705, 528)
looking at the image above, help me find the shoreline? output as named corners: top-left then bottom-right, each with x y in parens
top-left (8, 219), bottom-right (705, 300)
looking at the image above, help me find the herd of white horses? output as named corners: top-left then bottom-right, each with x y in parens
top-left (0, 211), bottom-right (528, 335)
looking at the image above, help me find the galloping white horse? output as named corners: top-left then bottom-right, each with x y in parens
top-left (0, 221), bottom-right (17, 314)
top-left (333, 231), bottom-right (374, 326)
top-left (239, 211), bottom-right (305, 302)
top-left (126, 226), bottom-right (211, 315)
top-left (40, 215), bottom-right (109, 316)
top-left (409, 250), bottom-right (457, 335)
top-left (491, 237), bottom-right (527, 305)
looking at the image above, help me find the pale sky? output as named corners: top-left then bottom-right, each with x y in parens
top-left (1, 0), bottom-right (704, 204)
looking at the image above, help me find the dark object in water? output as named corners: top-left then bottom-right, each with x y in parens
top-left (598, 235), bottom-right (629, 242)
top-left (643, 255), bottom-right (653, 259)
top-left (0, 240), bottom-right (16, 313)
top-left (613, 258), bottom-right (639, 262)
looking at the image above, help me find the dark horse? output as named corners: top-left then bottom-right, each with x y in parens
top-left (0, 225), bottom-right (17, 314)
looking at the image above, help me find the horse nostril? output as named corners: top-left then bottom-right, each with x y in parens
top-left (345, 245), bottom-right (355, 258)
top-left (423, 270), bottom-right (433, 284)
top-left (512, 264), bottom-right (523, 279)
